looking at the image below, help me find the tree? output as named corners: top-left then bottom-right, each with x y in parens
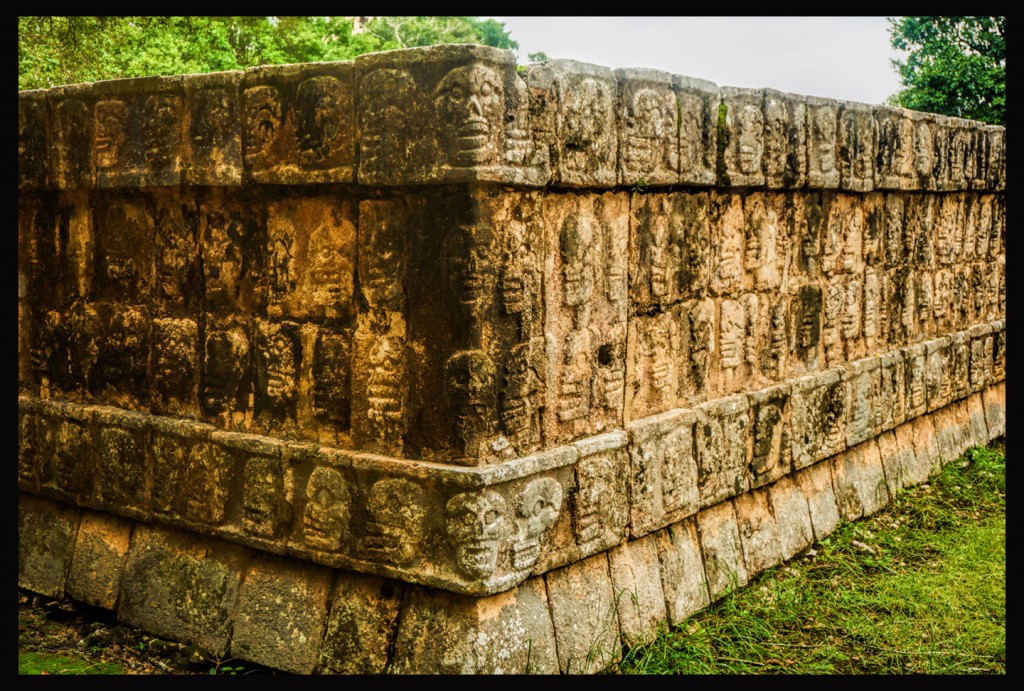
top-left (887, 16), bottom-right (1005, 126)
top-left (18, 16), bottom-right (520, 91)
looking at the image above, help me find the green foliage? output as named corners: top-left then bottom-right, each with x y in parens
top-left (887, 16), bottom-right (1005, 125)
top-left (18, 16), bottom-right (519, 91)
top-left (19, 651), bottom-right (125, 675)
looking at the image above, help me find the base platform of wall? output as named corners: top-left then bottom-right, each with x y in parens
top-left (18, 383), bottom-right (1004, 674)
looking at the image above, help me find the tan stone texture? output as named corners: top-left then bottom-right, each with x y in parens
top-left (795, 461), bottom-right (841, 542)
top-left (18, 493), bottom-right (80, 599)
top-left (545, 553), bottom-right (622, 674)
top-left (832, 439), bottom-right (890, 522)
top-left (655, 518), bottom-right (710, 626)
top-left (67, 510), bottom-right (132, 610)
top-left (733, 487), bottom-right (782, 575)
top-left (317, 572), bottom-right (403, 674)
top-left (768, 475), bottom-right (815, 561)
top-left (231, 554), bottom-right (334, 674)
top-left (983, 382), bottom-right (1005, 439)
top-left (608, 535), bottom-right (668, 646)
top-left (696, 501), bottom-right (748, 600)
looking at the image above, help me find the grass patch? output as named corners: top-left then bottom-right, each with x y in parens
top-left (613, 440), bottom-right (1005, 675)
top-left (19, 651), bottom-right (126, 675)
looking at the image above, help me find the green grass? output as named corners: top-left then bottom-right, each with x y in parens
top-left (612, 440), bottom-right (1005, 675)
top-left (18, 651), bottom-right (126, 675)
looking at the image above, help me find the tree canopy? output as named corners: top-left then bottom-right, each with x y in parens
top-left (887, 16), bottom-right (1005, 126)
top-left (18, 16), bottom-right (520, 91)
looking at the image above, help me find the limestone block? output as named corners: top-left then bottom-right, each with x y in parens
top-left (179, 71), bottom-right (244, 185)
top-left (743, 192), bottom-right (788, 294)
top-left (92, 197), bottom-right (154, 307)
top-left (789, 283), bottom-right (824, 374)
top-left (948, 331), bottom-right (971, 402)
top-left (877, 351), bottom-right (907, 433)
top-left (231, 553), bottom-right (333, 674)
top-left (67, 511), bottom-right (132, 610)
top-left (389, 577), bottom-right (558, 674)
top-left (542, 193), bottom-right (628, 444)
top-left (833, 439), bottom-right (889, 523)
top-left (945, 118), bottom-right (972, 191)
top-left (909, 413), bottom-right (942, 479)
top-left (929, 115), bottom-right (952, 191)
top-left (210, 431), bottom-right (288, 545)
top-left (18, 493), bottom-right (80, 599)
top-left (969, 323), bottom-right (995, 393)
top-left (608, 535), bottom-right (668, 646)
top-left (572, 432), bottom-right (630, 554)
top-left (38, 402), bottom-right (95, 504)
top-left (627, 408), bottom-right (699, 537)
top-left (894, 421), bottom-right (931, 488)
top-left (118, 522), bottom-right (248, 657)
top-left (966, 393), bottom-right (990, 449)
top-left (679, 297), bottom-right (716, 403)
top-left (982, 382), bottom-right (1005, 439)
top-left (709, 192), bottom-right (744, 297)
top-left (615, 68), bottom-right (680, 186)
top-left (18, 398), bottom-right (43, 494)
top-left (874, 106), bottom-right (915, 190)
top-left (768, 475), bottom-right (815, 560)
top-left (150, 317), bottom-right (199, 417)
top-left (795, 461), bottom-right (840, 542)
top-left (846, 357), bottom-right (880, 448)
top-left (861, 192), bottom-right (885, 268)
top-left (821, 193), bottom-right (865, 278)
top-left (786, 192), bottom-right (822, 283)
top-left (200, 189), bottom-right (264, 317)
top-left (242, 62), bottom-right (355, 184)
top-left (288, 445), bottom-right (355, 558)
top-left (695, 394), bottom-right (751, 507)
top-left (877, 430), bottom-right (907, 498)
top-left (762, 89), bottom-right (807, 189)
top-left (318, 572), bottom-right (403, 674)
top-left (150, 417), bottom-right (229, 528)
top-left (733, 487), bottom-right (782, 575)
top-left (714, 294), bottom-right (759, 395)
top-left (91, 407), bottom-right (151, 519)
top-left (924, 336), bottom-right (952, 413)
top-left (790, 369), bottom-right (847, 470)
top-left (546, 553), bottom-right (622, 674)
top-left (696, 501), bottom-right (748, 600)
top-left (49, 83), bottom-right (95, 189)
top-left (85, 76), bottom-right (185, 188)
top-left (907, 111), bottom-right (936, 190)
top-left (625, 309), bottom-right (682, 421)
top-left (655, 518), bottom-right (710, 625)
top-left (945, 400), bottom-right (975, 462)
top-left (629, 193), bottom-right (692, 310)
top-left (87, 302), bottom-right (151, 409)
top-left (748, 383), bottom-right (792, 490)
top-left (719, 86), bottom-right (765, 187)
top-left (806, 96), bottom-right (841, 189)
top-left (985, 125), bottom-right (1005, 191)
top-left (903, 343), bottom-right (928, 421)
top-left (881, 193), bottom-right (907, 269)
top-left (251, 318), bottom-right (303, 435)
top-left (19, 89), bottom-right (50, 190)
top-left (673, 75), bottom-right (719, 186)
top-left (359, 46), bottom-right (546, 187)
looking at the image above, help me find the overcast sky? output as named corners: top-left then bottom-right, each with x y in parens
top-left (487, 17), bottom-right (907, 106)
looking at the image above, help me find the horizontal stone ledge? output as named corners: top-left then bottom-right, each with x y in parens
top-left (18, 380), bottom-right (1004, 673)
top-left (17, 318), bottom-right (1003, 596)
top-left (19, 43), bottom-right (1005, 193)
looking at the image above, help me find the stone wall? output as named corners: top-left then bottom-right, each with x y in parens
top-left (19, 43), bottom-right (1005, 673)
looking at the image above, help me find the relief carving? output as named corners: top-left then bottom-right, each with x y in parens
top-left (807, 102), bottom-right (840, 187)
top-left (202, 325), bottom-right (250, 416)
top-left (295, 76), bottom-right (344, 167)
top-left (360, 68), bottom-right (416, 170)
top-left (364, 334), bottom-right (404, 446)
top-left (500, 339), bottom-right (544, 453)
top-left (95, 99), bottom-right (128, 170)
top-left (559, 211), bottom-right (597, 311)
top-left (434, 64), bottom-right (504, 167)
top-left (256, 321), bottom-right (299, 412)
top-left (446, 490), bottom-right (507, 579)
top-left (711, 195), bottom-right (743, 295)
top-left (363, 478), bottom-right (427, 566)
top-left (243, 86), bottom-right (282, 161)
top-left (621, 85), bottom-right (677, 178)
top-left (143, 93), bottom-right (180, 172)
top-left (512, 478), bottom-right (563, 571)
top-left (561, 75), bottom-right (615, 179)
top-left (444, 349), bottom-right (496, 457)
top-left (152, 318), bottom-right (197, 410)
top-left (443, 224), bottom-right (497, 333)
top-left (242, 455), bottom-right (283, 538)
top-left (303, 466), bottom-right (350, 552)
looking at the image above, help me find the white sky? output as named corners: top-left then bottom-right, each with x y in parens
top-left (487, 16), bottom-right (908, 106)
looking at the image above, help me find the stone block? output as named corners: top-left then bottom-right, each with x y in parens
top-left (243, 61), bottom-right (355, 184)
top-left (894, 421), bottom-right (930, 488)
top-left (878, 350), bottom-right (907, 432)
top-left (615, 68), bottom-right (680, 187)
top-left (904, 343), bottom-right (928, 420)
top-left (877, 430), bottom-right (907, 499)
top-left (794, 461), bottom-right (840, 542)
top-left (654, 518), bottom-right (710, 626)
top-left (931, 405), bottom-right (960, 466)
top-left (789, 283), bottom-right (824, 373)
top-left (696, 501), bottom-right (748, 600)
top-left (150, 316), bottom-right (200, 417)
top-left (608, 535), bottom-right (668, 646)
top-left (805, 96), bottom-right (840, 189)
top-left (733, 487), bottom-right (782, 576)
top-left (969, 324), bottom-right (994, 393)
top-left (149, 417), bottom-right (229, 528)
top-left (357, 45), bottom-right (546, 186)
top-left (846, 357), bottom-right (880, 448)
top-left (832, 439), bottom-right (890, 523)
top-left (19, 89), bottom-right (50, 190)
top-left (986, 125), bottom-right (1005, 191)
top-left (966, 393), bottom-right (990, 449)
top-left (39, 402), bottom-right (96, 505)
top-left (118, 523), bottom-right (248, 657)
top-left (673, 75), bottom-right (719, 186)
top-left (389, 577), bottom-right (558, 674)
top-left (925, 336), bottom-right (953, 413)
top-left (66, 511), bottom-right (132, 610)
top-left (571, 432), bottom-right (630, 555)
top-left (627, 408), bottom-right (699, 537)
top-left (909, 413), bottom-right (942, 479)
top-left (768, 475), bottom-right (815, 560)
top-left (19, 493), bottom-right (80, 599)
top-left (874, 106), bottom-right (914, 190)
top-left (546, 553), bottom-right (622, 674)
top-left (908, 110), bottom-right (937, 190)
top-left (982, 382), bottom-right (1005, 439)
top-left (747, 382), bottom-right (792, 493)
top-left (709, 192), bottom-right (744, 297)
top-left (91, 407), bottom-right (151, 519)
top-left (790, 369), bottom-right (847, 470)
top-left (317, 572), bottom-right (403, 674)
top-left (625, 308), bottom-right (681, 421)
top-left (743, 192), bottom-right (788, 294)
top-left (762, 89), bottom-right (807, 189)
top-left (182, 70), bottom-right (243, 185)
top-left (231, 553), bottom-right (334, 674)
top-left (49, 83), bottom-right (95, 189)
top-left (694, 394), bottom-right (751, 507)
top-left (719, 86), bottom-right (765, 187)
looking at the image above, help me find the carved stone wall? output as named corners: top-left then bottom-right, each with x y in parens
top-left (19, 44), bottom-right (1005, 674)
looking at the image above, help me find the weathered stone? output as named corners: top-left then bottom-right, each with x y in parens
top-left (608, 535), bottom-right (668, 646)
top-left (982, 382), bottom-right (1005, 439)
top-left (673, 75), bottom-right (719, 186)
top-left (747, 383), bottom-right (792, 489)
top-left (696, 501), bottom-right (748, 600)
top-left (909, 413), bottom-right (942, 479)
top-left (790, 369), bottom-right (846, 470)
top-left (615, 68), bottom-right (679, 187)
top-left (545, 553), bottom-right (622, 674)
top-left (832, 439), bottom-right (889, 522)
top-left (694, 394), bottom-right (751, 506)
top-left (806, 96), bottom-right (840, 189)
top-left (19, 493), bottom-right (80, 599)
top-left (119, 523), bottom-right (248, 657)
top-left (67, 511), bottom-right (133, 610)
top-left (571, 432), bottom-right (630, 554)
top-left (893, 421), bottom-right (930, 488)
top-left (794, 461), bottom-right (841, 542)
top-left (91, 408), bottom-right (150, 518)
top-left (965, 393), bottom-right (990, 449)
top-left (719, 87), bottom-right (765, 187)
top-left (762, 89), bottom-right (807, 189)
top-left (19, 90), bottom-right (50, 190)
top-left (231, 554), bottom-right (334, 674)
top-left (317, 572), bottom-right (403, 674)
top-left (627, 408), bottom-right (699, 537)
top-left (767, 475), bottom-right (815, 560)
top-left (183, 71), bottom-right (243, 185)
top-left (733, 487), bottom-right (781, 575)
top-left (655, 518), bottom-right (710, 626)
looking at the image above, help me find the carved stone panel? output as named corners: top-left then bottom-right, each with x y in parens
top-left (694, 394), bottom-right (751, 507)
top-left (150, 317), bottom-right (199, 416)
top-left (674, 75), bottom-right (719, 186)
top-left (877, 351), bottom-right (907, 432)
top-left (787, 192), bottom-right (824, 280)
top-left (627, 409), bottom-right (698, 537)
top-left (948, 332), bottom-right (971, 403)
top-left (254, 319), bottom-right (301, 431)
top-left (510, 477), bottom-right (564, 574)
top-left (679, 297), bottom-right (716, 403)
top-left (615, 68), bottom-right (679, 186)
top-left (806, 96), bottom-right (840, 189)
top-left (19, 92), bottom-right (49, 190)
top-left (791, 369), bottom-right (847, 470)
top-left (360, 477), bottom-right (428, 568)
top-left (93, 411), bottom-right (150, 516)
top-left (201, 192), bottom-right (264, 315)
top-left (232, 435), bottom-right (287, 540)
top-left (720, 87), bottom-right (765, 187)
top-left (742, 192), bottom-right (787, 292)
top-left (626, 310), bottom-right (681, 422)
top-left (789, 284), bottom-right (822, 373)
top-left (302, 464), bottom-right (352, 554)
top-left (903, 343), bottom-right (928, 420)
top-left (748, 383), bottom-right (792, 489)
top-left (310, 329), bottom-right (353, 437)
top-left (924, 337), bottom-right (952, 413)
top-left (184, 74), bottom-right (242, 185)
top-left (874, 107), bottom-right (914, 190)
top-left (152, 189), bottom-right (199, 315)
top-left (762, 89), bottom-right (807, 189)
top-left (51, 88), bottom-right (94, 189)
top-left (93, 98), bottom-right (131, 186)
top-left (710, 192), bottom-right (744, 297)
top-left (572, 432), bottom-right (630, 554)
top-left (95, 198), bottom-right (155, 304)
top-left (351, 329), bottom-right (406, 458)
top-left (548, 60), bottom-right (617, 187)
top-left (909, 111), bottom-right (935, 189)
top-left (91, 303), bottom-right (151, 407)
top-left (265, 196), bottom-right (356, 321)
top-left (846, 357), bottom-right (880, 448)
top-left (201, 316), bottom-right (251, 421)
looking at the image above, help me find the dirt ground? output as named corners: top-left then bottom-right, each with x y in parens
top-left (17, 589), bottom-right (278, 675)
